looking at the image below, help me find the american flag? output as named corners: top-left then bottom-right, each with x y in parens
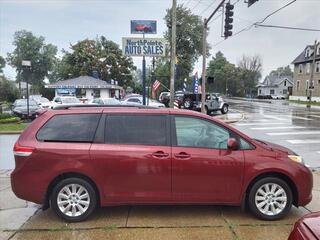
top-left (152, 80), bottom-right (161, 91)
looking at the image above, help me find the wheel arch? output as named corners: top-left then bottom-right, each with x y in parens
top-left (243, 172), bottom-right (298, 208)
top-left (43, 172), bottom-right (101, 210)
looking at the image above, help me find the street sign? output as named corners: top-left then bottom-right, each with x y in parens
top-left (122, 38), bottom-right (166, 57)
top-left (131, 20), bottom-right (157, 34)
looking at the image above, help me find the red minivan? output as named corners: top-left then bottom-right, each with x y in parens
top-left (11, 106), bottom-right (313, 222)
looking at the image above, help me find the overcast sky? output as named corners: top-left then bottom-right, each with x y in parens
top-left (0, 0), bottom-right (319, 81)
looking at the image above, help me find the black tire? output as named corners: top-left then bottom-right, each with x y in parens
top-left (221, 104), bottom-right (228, 114)
top-left (183, 98), bottom-right (192, 109)
top-left (205, 106), bottom-right (209, 115)
top-left (248, 177), bottom-right (292, 220)
top-left (51, 178), bottom-right (97, 222)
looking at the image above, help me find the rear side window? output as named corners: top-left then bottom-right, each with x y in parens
top-left (37, 114), bottom-right (101, 142)
top-left (105, 115), bottom-right (167, 146)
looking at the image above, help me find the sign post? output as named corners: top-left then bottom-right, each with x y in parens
top-left (125, 20), bottom-right (161, 105)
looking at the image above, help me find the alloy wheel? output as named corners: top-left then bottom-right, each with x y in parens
top-left (255, 183), bottom-right (287, 216)
top-left (57, 183), bottom-right (90, 217)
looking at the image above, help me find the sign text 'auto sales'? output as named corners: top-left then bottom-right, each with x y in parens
top-left (122, 38), bottom-right (166, 57)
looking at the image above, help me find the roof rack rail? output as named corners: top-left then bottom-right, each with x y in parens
top-left (52, 104), bottom-right (159, 110)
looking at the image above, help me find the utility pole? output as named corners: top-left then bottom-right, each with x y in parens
top-left (309, 40), bottom-right (318, 103)
top-left (201, 0), bottom-right (226, 113)
top-left (169, 0), bottom-right (176, 108)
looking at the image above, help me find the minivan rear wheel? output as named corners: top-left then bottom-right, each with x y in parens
top-left (248, 177), bottom-right (292, 220)
top-left (51, 178), bottom-right (97, 222)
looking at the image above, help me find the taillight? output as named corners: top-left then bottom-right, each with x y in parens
top-left (13, 143), bottom-right (34, 157)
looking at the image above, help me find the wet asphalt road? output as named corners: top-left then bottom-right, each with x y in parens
top-left (229, 98), bottom-right (320, 169)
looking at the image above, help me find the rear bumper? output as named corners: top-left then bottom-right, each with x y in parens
top-left (11, 168), bottom-right (46, 204)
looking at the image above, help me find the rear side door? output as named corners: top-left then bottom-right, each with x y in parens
top-left (171, 115), bottom-right (245, 203)
top-left (90, 113), bottom-right (172, 202)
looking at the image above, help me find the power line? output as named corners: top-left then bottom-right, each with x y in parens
top-left (254, 24), bottom-right (320, 32)
top-left (213, 0), bottom-right (297, 46)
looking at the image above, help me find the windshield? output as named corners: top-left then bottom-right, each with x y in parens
top-left (15, 99), bottom-right (38, 107)
top-left (61, 98), bottom-right (80, 103)
top-left (103, 98), bottom-right (120, 105)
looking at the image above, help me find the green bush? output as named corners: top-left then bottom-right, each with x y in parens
top-left (0, 113), bottom-right (14, 120)
top-left (0, 117), bottom-right (20, 124)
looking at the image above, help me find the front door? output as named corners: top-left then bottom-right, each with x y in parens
top-left (90, 113), bottom-right (171, 202)
top-left (172, 115), bottom-right (244, 203)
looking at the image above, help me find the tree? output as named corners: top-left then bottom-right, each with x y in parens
top-left (49, 36), bottom-right (136, 88)
top-left (6, 30), bottom-right (57, 91)
top-left (237, 54), bottom-right (262, 96)
top-left (206, 51), bottom-right (239, 95)
top-left (164, 5), bottom-right (209, 89)
top-left (0, 76), bottom-right (19, 102)
top-left (0, 56), bottom-right (5, 73)
top-left (267, 65), bottom-right (293, 79)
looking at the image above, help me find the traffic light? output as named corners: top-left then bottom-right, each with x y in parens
top-left (248, 0), bottom-right (259, 7)
top-left (224, 2), bottom-right (234, 39)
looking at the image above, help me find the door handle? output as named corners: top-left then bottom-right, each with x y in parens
top-left (174, 152), bottom-right (190, 159)
top-left (152, 151), bottom-right (169, 158)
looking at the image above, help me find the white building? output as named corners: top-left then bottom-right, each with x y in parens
top-left (46, 76), bottom-right (123, 100)
top-left (257, 76), bottom-right (293, 98)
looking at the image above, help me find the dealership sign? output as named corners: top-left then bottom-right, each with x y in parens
top-left (131, 20), bottom-right (157, 34)
top-left (122, 38), bottom-right (166, 57)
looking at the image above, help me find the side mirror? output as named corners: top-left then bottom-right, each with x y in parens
top-left (227, 138), bottom-right (239, 150)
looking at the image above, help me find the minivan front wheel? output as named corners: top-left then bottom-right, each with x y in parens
top-left (51, 178), bottom-right (97, 222)
top-left (248, 177), bottom-right (292, 220)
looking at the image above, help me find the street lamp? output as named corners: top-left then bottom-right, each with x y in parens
top-left (22, 60), bottom-right (31, 118)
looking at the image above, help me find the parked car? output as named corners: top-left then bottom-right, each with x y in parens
top-left (51, 96), bottom-right (81, 108)
top-left (271, 95), bottom-right (285, 100)
top-left (159, 92), bottom-right (170, 107)
top-left (11, 106), bottom-right (312, 222)
top-left (180, 93), bottom-right (229, 114)
top-left (124, 96), bottom-right (165, 108)
top-left (288, 212), bottom-right (320, 240)
top-left (90, 98), bottom-right (122, 105)
top-left (30, 96), bottom-right (52, 109)
top-left (12, 99), bottom-right (41, 119)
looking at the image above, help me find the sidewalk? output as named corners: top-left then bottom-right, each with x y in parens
top-left (1, 170), bottom-right (320, 240)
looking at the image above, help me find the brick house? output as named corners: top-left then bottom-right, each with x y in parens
top-left (290, 42), bottom-right (320, 102)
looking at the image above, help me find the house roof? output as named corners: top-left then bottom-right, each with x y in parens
top-left (258, 75), bottom-right (293, 88)
top-left (45, 76), bottom-right (122, 90)
top-left (292, 45), bottom-right (320, 64)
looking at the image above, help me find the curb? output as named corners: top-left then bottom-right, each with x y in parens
top-left (0, 131), bottom-right (23, 135)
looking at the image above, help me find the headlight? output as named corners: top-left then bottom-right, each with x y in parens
top-left (288, 155), bottom-right (304, 164)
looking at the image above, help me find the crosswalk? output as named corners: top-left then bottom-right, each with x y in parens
top-left (233, 113), bottom-right (320, 167)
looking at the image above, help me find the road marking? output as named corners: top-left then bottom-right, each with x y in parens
top-left (290, 116), bottom-right (312, 121)
top-left (236, 122), bottom-right (288, 126)
top-left (287, 140), bottom-right (320, 144)
top-left (266, 131), bottom-right (320, 136)
top-left (251, 126), bottom-right (305, 130)
top-left (262, 115), bottom-right (287, 121)
top-left (309, 115), bottom-right (320, 119)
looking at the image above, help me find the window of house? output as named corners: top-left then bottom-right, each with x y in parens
top-left (306, 63), bottom-right (310, 74)
top-left (105, 115), bottom-right (167, 146)
top-left (259, 89), bottom-right (262, 94)
top-left (297, 80), bottom-right (300, 90)
top-left (270, 89), bottom-right (275, 95)
top-left (306, 80), bottom-right (309, 90)
top-left (283, 89), bottom-right (287, 94)
top-left (305, 49), bottom-right (310, 58)
top-left (284, 81), bottom-right (287, 86)
top-left (299, 64), bottom-right (303, 74)
top-left (316, 61), bottom-right (320, 72)
top-left (93, 89), bottom-right (100, 98)
top-left (37, 114), bottom-right (101, 142)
